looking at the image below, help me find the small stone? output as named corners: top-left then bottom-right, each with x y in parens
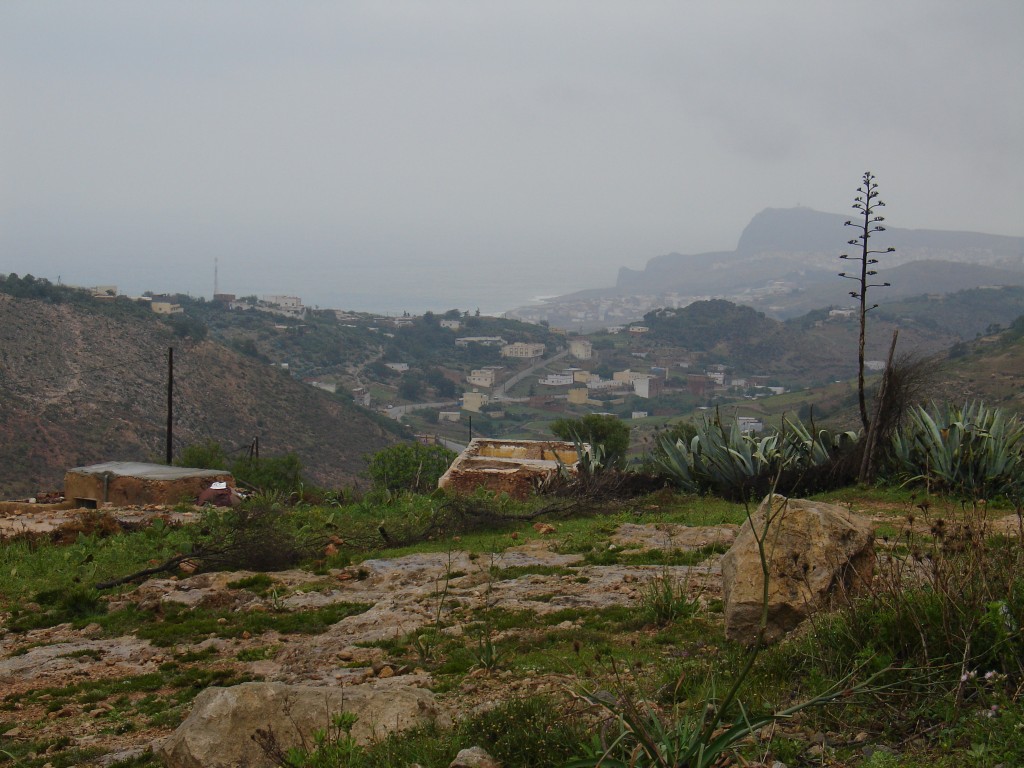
top-left (377, 665), bottom-right (395, 679)
top-left (449, 745), bottom-right (501, 768)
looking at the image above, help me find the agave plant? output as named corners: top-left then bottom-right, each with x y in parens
top-left (652, 415), bottom-right (857, 499)
top-left (888, 401), bottom-right (1024, 499)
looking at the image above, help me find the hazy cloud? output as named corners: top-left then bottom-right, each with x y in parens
top-left (2, 1), bottom-right (1021, 312)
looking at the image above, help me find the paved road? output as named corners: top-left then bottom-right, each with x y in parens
top-left (493, 349), bottom-right (568, 399)
top-left (385, 401), bottom-right (459, 420)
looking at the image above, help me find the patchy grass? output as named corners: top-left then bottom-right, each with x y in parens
top-left (2, 486), bottom-right (1021, 767)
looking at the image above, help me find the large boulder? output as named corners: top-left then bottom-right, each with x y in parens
top-left (721, 495), bottom-right (874, 644)
top-left (158, 681), bottom-right (446, 768)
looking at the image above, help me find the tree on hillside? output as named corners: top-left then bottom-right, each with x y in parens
top-left (839, 171), bottom-right (894, 432)
top-left (550, 414), bottom-right (631, 467)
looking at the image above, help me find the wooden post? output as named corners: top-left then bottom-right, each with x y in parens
top-left (859, 329), bottom-right (899, 483)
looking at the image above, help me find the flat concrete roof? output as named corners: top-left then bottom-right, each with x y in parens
top-left (67, 462), bottom-right (228, 481)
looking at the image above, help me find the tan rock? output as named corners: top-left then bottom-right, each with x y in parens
top-left (721, 495), bottom-right (874, 644)
top-left (158, 682), bottom-right (446, 768)
top-left (450, 746), bottom-right (502, 768)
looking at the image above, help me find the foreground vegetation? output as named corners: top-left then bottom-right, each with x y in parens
top-left (1, 480), bottom-right (1022, 767)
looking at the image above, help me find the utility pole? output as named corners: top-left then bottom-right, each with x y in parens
top-left (166, 347), bottom-right (174, 464)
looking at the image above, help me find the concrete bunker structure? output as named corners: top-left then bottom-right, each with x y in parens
top-left (64, 462), bottom-right (234, 508)
top-left (437, 438), bottom-right (587, 499)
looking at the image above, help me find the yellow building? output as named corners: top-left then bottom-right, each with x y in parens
top-left (462, 391), bottom-right (489, 413)
top-left (501, 342), bottom-right (546, 359)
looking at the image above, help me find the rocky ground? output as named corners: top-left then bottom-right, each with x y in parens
top-left (0, 504), bottom-right (739, 767)
top-left (1, 501), bottom-right (1019, 767)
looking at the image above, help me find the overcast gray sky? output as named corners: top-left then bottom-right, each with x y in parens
top-left (2, 1), bottom-right (1022, 313)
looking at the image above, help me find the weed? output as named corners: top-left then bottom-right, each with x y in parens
top-left (237, 645), bottom-right (282, 662)
top-left (8, 586), bottom-right (107, 632)
top-left (227, 573), bottom-right (276, 594)
top-left (639, 568), bottom-right (700, 626)
top-left (468, 630), bottom-right (505, 671)
top-left (488, 564), bottom-right (575, 580)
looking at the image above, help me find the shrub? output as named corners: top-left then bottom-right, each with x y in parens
top-left (175, 440), bottom-right (230, 470)
top-left (550, 414), bottom-right (631, 468)
top-left (232, 454), bottom-right (305, 495)
top-left (177, 441), bottom-right (306, 494)
top-left (364, 443), bottom-right (456, 494)
top-left (187, 495), bottom-right (315, 571)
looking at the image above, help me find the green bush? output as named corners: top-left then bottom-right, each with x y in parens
top-left (177, 441), bottom-right (306, 494)
top-left (175, 440), bottom-right (230, 470)
top-left (550, 414), bottom-right (631, 468)
top-left (365, 443), bottom-right (456, 493)
top-left (232, 454), bottom-right (305, 494)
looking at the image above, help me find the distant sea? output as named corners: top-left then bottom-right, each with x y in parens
top-left (303, 279), bottom-right (586, 319)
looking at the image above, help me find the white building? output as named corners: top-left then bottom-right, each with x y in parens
top-left (538, 373), bottom-right (574, 386)
top-left (456, 336), bottom-right (506, 347)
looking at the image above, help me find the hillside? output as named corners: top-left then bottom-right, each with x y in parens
top-left (641, 299), bottom-right (962, 384)
top-left (0, 283), bottom-right (399, 497)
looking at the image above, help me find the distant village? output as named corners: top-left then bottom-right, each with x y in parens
top-left (75, 284), bottom-right (900, 437)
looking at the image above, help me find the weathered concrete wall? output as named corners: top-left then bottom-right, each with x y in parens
top-left (438, 439), bottom-right (584, 499)
top-left (64, 462), bottom-right (233, 507)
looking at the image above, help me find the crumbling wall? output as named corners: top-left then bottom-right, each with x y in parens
top-left (438, 439), bottom-right (584, 500)
top-left (64, 462), bottom-right (233, 507)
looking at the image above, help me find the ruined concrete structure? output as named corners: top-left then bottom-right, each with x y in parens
top-left (64, 462), bottom-right (233, 507)
top-left (437, 439), bottom-right (586, 499)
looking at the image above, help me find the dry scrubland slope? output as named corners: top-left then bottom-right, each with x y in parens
top-left (0, 294), bottom-right (397, 497)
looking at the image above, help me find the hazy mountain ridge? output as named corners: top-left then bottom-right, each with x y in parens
top-left (617, 207), bottom-right (1024, 295)
top-left (509, 208), bottom-right (1023, 329)
top-left (0, 293), bottom-right (398, 497)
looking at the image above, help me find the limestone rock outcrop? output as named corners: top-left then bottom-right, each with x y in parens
top-left (721, 495), bottom-right (874, 644)
top-left (158, 681), bottom-right (445, 768)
